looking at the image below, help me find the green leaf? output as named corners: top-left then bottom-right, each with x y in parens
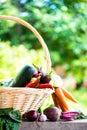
top-left (9, 110), bottom-right (22, 123)
top-left (0, 108), bottom-right (22, 130)
top-left (0, 108), bottom-right (13, 116)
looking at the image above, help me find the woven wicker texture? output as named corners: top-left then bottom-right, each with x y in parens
top-left (0, 87), bottom-right (53, 114)
top-left (0, 15), bottom-right (54, 114)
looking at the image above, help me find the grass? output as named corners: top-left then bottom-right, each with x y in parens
top-left (41, 87), bottom-right (87, 114)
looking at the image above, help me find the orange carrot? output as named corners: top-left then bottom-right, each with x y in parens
top-left (61, 87), bottom-right (78, 103)
top-left (55, 87), bottom-right (69, 112)
top-left (52, 93), bottom-right (60, 108)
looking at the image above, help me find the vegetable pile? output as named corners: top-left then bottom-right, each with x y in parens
top-left (1, 64), bottom-right (86, 123)
top-left (22, 106), bottom-right (87, 122)
top-left (22, 106), bottom-right (61, 122)
top-left (1, 65), bottom-right (78, 112)
top-left (0, 65), bottom-right (77, 112)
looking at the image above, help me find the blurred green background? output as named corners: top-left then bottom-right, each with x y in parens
top-left (0, 0), bottom-right (87, 113)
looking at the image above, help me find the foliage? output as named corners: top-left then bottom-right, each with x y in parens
top-left (0, 0), bottom-right (18, 38)
top-left (0, 108), bottom-right (21, 130)
top-left (0, 0), bottom-right (87, 85)
top-left (0, 41), bottom-right (46, 80)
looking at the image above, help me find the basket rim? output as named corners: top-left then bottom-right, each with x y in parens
top-left (0, 87), bottom-right (54, 94)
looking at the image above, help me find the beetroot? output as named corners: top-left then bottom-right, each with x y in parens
top-left (33, 69), bottom-right (51, 84)
top-left (43, 106), bottom-right (61, 121)
top-left (40, 75), bottom-right (51, 84)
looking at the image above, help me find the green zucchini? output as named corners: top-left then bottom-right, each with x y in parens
top-left (9, 65), bottom-right (35, 87)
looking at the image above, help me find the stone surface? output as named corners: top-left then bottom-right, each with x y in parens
top-left (19, 119), bottom-right (87, 130)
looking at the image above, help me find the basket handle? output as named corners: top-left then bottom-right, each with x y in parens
top-left (0, 15), bottom-right (51, 73)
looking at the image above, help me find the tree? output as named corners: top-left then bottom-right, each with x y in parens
top-left (0, 0), bottom-right (87, 87)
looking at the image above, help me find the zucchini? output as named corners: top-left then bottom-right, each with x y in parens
top-left (9, 65), bottom-right (35, 87)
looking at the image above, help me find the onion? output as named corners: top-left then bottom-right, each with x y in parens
top-left (38, 113), bottom-right (47, 122)
top-left (60, 111), bottom-right (79, 121)
top-left (22, 110), bottom-right (38, 121)
top-left (61, 115), bottom-right (74, 121)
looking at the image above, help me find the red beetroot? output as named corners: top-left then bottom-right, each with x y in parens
top-left (44, 106), bottom-right (61, 121)
top-left (40, 75), bottom-right (51, 84)
top-left (33, 70), bottom-right (51, 84)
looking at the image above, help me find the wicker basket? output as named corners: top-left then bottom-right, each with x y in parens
top-left (0, 15), bottom-right (54, 114)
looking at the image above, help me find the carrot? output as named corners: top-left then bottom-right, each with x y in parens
top-left (55, 87), bottom-right (69, 112)
top-left (52, 93), bottom-right (60, 108)
top-left (61, 87), bottom-right (78, 103)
